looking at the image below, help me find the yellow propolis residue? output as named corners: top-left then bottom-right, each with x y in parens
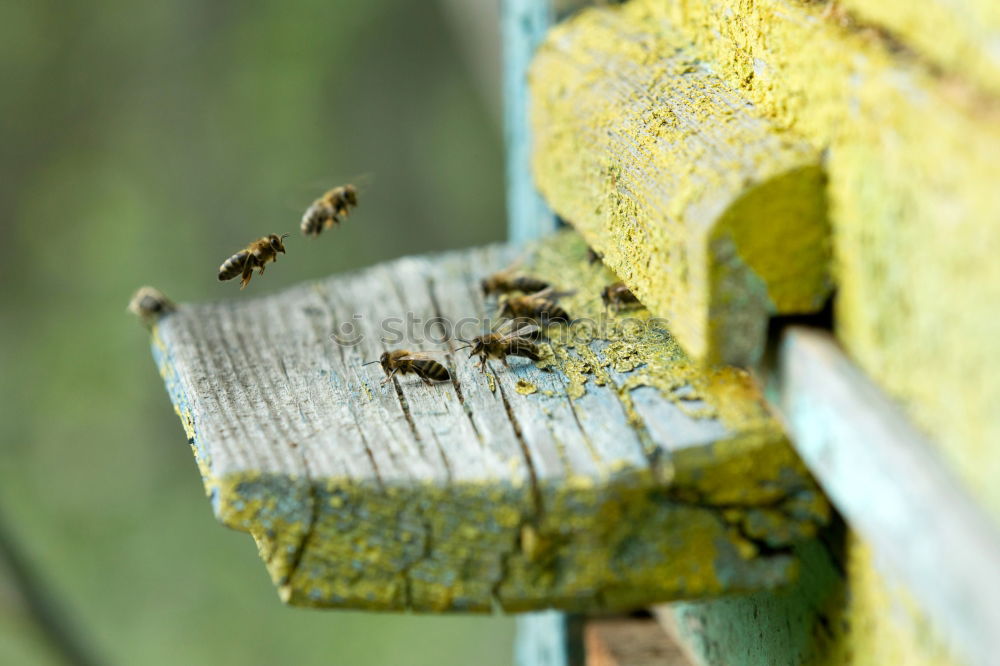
top-left (191, 232), bottom-right (827, 612)
top-left (666, 532), bottom-right (961, 666)
top-left (514, 379), bottom-right (538, 395)
top-left (529, 3), bottom-right (830, 366)
top-left (835, 0), bottom-right (1000, 97)
top-left (819, 534), bottom-right (962, 666)
top-left (523, 232), bottom-right (828, 516)
top-left (646, 0), bottom-right (1000, 530)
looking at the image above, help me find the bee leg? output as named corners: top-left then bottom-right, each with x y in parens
top-left (380, 370), bottom-right (398, 386)
top-left (502, 357), bottom-right (510, 369)
top-left (239, 268), bottom-right (253, 289)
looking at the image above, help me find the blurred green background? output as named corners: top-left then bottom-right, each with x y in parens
top-left (0, 0), bottom-right (511, 664)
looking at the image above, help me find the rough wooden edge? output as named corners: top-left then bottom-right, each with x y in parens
top-left (779, 327), bottom-right (1000, 666)
top-left (529, 3), bottom-right (831, 367)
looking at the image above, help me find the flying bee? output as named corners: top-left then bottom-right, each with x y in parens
top-left (300, 184), bottom-right (359, 237)
top-left (480, 268), bottom-right (550, 297)
top-left (498, 288), bottom-right (572, 324)
top-left (363, 350), bottom-right (451, 385)
top-left (218, 233), bottom-right (288, 289)
top-left (601, 281), bottom-right (641, 312)
top-left (128, 286), bottom-right (175, 327)
top-left (458, 321), bottom-right (541, 372)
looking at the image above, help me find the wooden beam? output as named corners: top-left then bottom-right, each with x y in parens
top-left (585, 616), bottom-right (693, 666)
top-left (778, 328), bottom-right (1000, 666)
top-left (502, 0), bottom-right (558, 243)
top-left (654, 531), bottom-right (961, 666)
top-left (658, 0), bottom-right (1000, 523)
top-left (834, 0), bottom-right (1000, 96)
top-left (143, 231), bottom-right (827, 612)
top-left (529, 4), bottom-right (830, 367)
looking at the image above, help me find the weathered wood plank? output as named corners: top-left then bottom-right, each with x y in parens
top-left (529, 4), bottom-right (830, 366)
top-left (502, 0), bottom-right (558, 243)
top-left (834, 0), bottom-right (1000, 96)
top-left (146, 230), bottom-right (826, 612)
top-left (657, 0), bottom-right (1000, 526)
top-left (654, 533), bottom-right (962, 666)
top-left (779, 328), bottom-right (1000, 666)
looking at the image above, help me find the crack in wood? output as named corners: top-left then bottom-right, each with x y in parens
top-left (496, 380), bottom-right (545, 520)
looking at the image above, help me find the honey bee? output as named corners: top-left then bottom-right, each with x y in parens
top-left (218, 234), bottom-right (288, 289)
top-left (363, 350), bottom-right (451, 385)
top-left (480, 268), bottom-right (550, 297)
top-left (458, 321), bottom-right (542, 372)
top-left (128, 286), bottom-right (175, 327)
top-left (498, 288), bottom-right (572, 324)
top-left (301, 184), bottom-right (359, 237)
top-left (601, 281), bottom-right (641, 312)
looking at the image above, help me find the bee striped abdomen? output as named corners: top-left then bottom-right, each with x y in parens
top-left (507, 340), bottom-right (541, 361)
top-left (218, 251), bottom-right (251, 281)
top-left (511, 277), bottom-right (550, 293)
top-left (301, 202), bottom-right (336, 237)
top-left (411, 360), bottom-right (451, 382)
top-left (532, 302), bottom-right (569, 323)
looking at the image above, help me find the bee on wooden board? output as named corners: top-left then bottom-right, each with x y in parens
top-left (498, 288), bottom-right (572, 324)
top-left (480, 267), bottom-right (550, 297)
top-left (218, 233), bottom-right (288, 289)
top-left (457, 321), bottom-right (542, 373)
top-left (363, 350), bottom-right (451, 385)
top-left (601, 281), bottom-right (641, 312)
top-left (128, 286), bottom-right (175, 327)
top-left (300, 184), bottom-right (359, 237)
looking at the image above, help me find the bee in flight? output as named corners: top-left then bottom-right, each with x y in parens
top-left (600, 281), bottom-right (641, 313)
top-left (301, 184), bottom-right (359, 237)
top-left (480, 267), bottom-right (550, 297)
top-left (363, 350), bottom-right (451, 385)
top-left (218, 234), bottom-right (288, 289)
top-left (498, 288), bottom-right (572, 324)
top-left (128, 286), bottom-right (175, 327)
top-left (458, 321), bottom-right (541, 372)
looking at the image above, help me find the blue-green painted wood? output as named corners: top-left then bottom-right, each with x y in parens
top-left (780, 328), bottom-right (1000, 666)
top-left (503, 2), bottom-right (577, 662)
top-left (502, 0), bottom-right (557, 244)
top-left (513, 612), bottom-right (583, 666)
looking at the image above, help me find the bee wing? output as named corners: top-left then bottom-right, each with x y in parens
top-left (500, 322), bottom-right (539, 342)
top-left (529, 287), bottom-right (576, 301)
top-left (394, 351), bottom-right (443, 361)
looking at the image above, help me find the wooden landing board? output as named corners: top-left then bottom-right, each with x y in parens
top-left (147, 231), bottom-right (826, 612)
top-left (529, 4), bottom-right (831, 367)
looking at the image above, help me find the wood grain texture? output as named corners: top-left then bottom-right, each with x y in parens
top-left (146, 231), bottom-right (826, 612)
top-left (780, 328), bottom-right (1000, 666)
top-left (529, 4), bottom-right (830, 366)
top-left (657, 0), bottom-right (1000, 529)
